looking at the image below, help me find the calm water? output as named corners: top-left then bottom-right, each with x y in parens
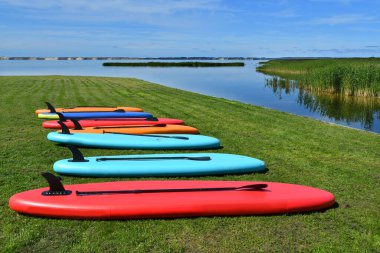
top-left (1, 60), bottom-right (379, 133)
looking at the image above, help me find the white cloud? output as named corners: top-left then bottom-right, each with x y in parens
top-left (0, 0), bottom-right (227, 29)
top-left (304, 47), bottom-right (380, 54)
top-left (312, 14), bottom-right (376, 25)
top-left (1, 0), bottom-right (222, 14)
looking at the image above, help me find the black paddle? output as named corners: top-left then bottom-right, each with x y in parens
top-left (76, 184), bottom-right (268, 196)
top-left (68, 106), bottom-right (116, 108)
top-left (64, 145), bottom-right (209, 163)
top-left (91, 116), bottom-right (159, 122)
top-left (103, 131), bottom-right (189, 140)
top-left (93, 124), bottom-right (167, 129)
top-left (96, 156), bottom-right (211, 162)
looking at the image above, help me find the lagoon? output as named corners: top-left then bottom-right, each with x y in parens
top-left (0, 60), bottom-right (379, 133)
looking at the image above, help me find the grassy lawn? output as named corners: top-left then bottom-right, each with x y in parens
top-left (257, 58), bottom-right (380, 97)
top-left (0, 76), bottom-right (379, 252)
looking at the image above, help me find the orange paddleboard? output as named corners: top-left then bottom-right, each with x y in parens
top-left (65, 124), bottom-right (199, 135)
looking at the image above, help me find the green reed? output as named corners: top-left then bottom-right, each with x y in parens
top-left (257, 58), bottom-right (380, 97)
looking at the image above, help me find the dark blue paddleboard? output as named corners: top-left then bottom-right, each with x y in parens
top-left (39, 111), bottom-right (152, 119)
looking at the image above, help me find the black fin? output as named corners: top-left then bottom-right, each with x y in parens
top-left (71, 119), bottom-right (83, 130)
top-left (146, 116), bottom-right (159, 121)
top-left (45, 102), bottom-right (57, 113)
top-left (67, 145), bottom-right (88, 162)
top-left (114, 109), bottom-right (125, 112)
top-left (57, 112), bottom-right (67, 121)
top-left (57, 121), bottom-right (71, 134)
top-left (41, 172), bottom-right (72, 196)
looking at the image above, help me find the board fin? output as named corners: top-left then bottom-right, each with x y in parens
top-left (45, 102), bottom-right (56, 113)
top-left (70, 119), bottom-right (83, 130)
top-left (67, 145), bottom-right (89, 162)
top-left (41, 172), bottom-right (72, 196)
top-left (114, 109), bottom-right (125, 112)
top-left (57, 121), bottom-right (71, 134)
top-left (56, 112), bottom-right (67, 121)
top-left (146, 116), bottom-right (159, 121)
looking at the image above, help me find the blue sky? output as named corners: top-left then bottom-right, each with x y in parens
top-left (0, 0), bottom-right (379, 57)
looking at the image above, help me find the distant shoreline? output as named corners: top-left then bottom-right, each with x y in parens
top-left (1, 56), bottom-right (378, 61)
top-left (0, 57), bottom-right (264, 61)
top-left (103, 61), bottom-right (245, 67)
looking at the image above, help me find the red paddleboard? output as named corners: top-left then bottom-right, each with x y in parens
top-left (42, 118), bottom-right (184, 129)
top-left (9, 174), bottom-right (335, 219)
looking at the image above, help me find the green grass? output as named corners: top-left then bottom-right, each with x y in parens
top-left (103, 62), bottom-right (244, 67)
top-left (0, 76), bottom-right (379, 252)
top-left (257, 58), bottom-right (380, 97)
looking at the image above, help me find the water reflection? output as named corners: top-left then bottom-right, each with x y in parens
top-left (265, 77), bottom-right (380, 131)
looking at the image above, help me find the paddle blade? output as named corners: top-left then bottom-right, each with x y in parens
top-left (236, 184), bottom-right (268, 191)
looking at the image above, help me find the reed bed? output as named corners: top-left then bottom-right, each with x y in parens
top-left (103, 62), bottom-right (245, 67)
top-left (257, 58), bottom-right (380, 97)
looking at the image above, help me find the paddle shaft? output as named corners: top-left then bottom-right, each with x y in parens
top-left (94, 124), bottom-right (166, 129)
top-left (96, 156), bottom-right (211, 162)
top-left (104, 132), bottom-right (189, 140)
top-left (76, 184), bottom-right (268, 196)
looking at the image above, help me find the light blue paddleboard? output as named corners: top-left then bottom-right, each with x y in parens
top-left (47, 132), bottom-right (221, 150)
top-left (53, 151), bottom-right (266, 177)
top-left (39, 111), bottom-right (152, 119)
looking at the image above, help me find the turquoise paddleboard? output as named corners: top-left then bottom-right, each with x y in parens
top-left (47, 132), bottom-right (220, 149)
top-left (54, 146), bottom-right (266, 177)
